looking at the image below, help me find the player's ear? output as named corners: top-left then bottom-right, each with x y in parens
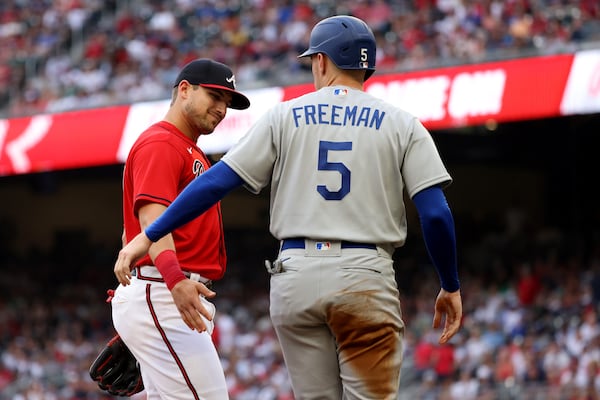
top-left (316, 53), bottom-right (327, 74)
top-left (177, 80), bottom-right (195, 98)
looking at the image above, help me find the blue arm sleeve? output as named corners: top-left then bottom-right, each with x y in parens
top-left (145, 161), bottom-right (245, 242)
top-left (412, 186), bottom-right (460, 292)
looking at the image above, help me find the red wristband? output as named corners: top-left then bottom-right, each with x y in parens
top-left (154, 250), bottom-right (186, 290)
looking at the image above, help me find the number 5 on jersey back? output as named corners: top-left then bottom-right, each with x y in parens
top-left (317, 140), bottom-right (352, 200)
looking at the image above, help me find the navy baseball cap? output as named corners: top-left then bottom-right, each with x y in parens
top-left (174, 58), bottom-right (250, 110)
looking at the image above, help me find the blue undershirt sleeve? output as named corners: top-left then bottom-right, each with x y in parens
top-left (144, 161), bottom-right (245, 242)
top-left (412, 185), bottom-right (460, 292)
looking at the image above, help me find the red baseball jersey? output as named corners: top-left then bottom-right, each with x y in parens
top-left (122, 121), bottom-right (226, 280)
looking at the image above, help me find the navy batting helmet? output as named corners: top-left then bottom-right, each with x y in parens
top-left (298, 15), bottom-right (376, 80)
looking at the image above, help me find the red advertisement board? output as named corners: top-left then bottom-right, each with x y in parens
top-left (1, 50), bottom-right (599, 177)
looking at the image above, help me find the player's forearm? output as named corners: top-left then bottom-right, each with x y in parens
top-left (413, 186), bottom-right (460, 292)
top-left (138, 203), bottom-right (172, 253)
top-left (138, 203), bottom-right (177, 260)
top-left (145, 161), bottom-right (245, 242)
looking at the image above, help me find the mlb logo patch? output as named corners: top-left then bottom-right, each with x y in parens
top-left (334, 89), bottom-right (348, 96)
top-left (359, 62), bottom-right (369, 69)
top-left (315, 242), bottom-right (331, 251)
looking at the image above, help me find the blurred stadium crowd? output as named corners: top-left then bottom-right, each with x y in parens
top-left (2, 0), bottom-right (600, 399)
top-left (1, 0), bottom-right (600, 118)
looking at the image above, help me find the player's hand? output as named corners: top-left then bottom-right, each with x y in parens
top-left (171, 279), bottom-right (216, 333)
top-left (114, 232), bottom-right (153, 286)
top-left (432, 288), bottom-right (462, 344)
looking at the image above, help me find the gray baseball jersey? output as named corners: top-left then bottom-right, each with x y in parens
top-left (222, 85), bottom-right (451, 248)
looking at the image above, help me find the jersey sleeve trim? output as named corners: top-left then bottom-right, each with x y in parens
top-left (408, 176), bottom-right (452, 199)
top-left (221, 159), bottom-right (262, 194)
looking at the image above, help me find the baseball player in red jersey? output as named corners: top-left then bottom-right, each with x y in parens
top-left (111, 58), bottom-right (250, 399)
top-left (115, 16), bottom-right (462, 400)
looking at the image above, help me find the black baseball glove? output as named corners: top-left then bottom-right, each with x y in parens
top-left (89, 334), bottom-right (144, 396)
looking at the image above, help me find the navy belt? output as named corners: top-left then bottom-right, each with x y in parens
top-left (281, 238), bottom-right (376, 251)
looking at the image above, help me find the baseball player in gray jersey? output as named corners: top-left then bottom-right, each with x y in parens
top-left (115, 15), bottom-right (462, 400)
